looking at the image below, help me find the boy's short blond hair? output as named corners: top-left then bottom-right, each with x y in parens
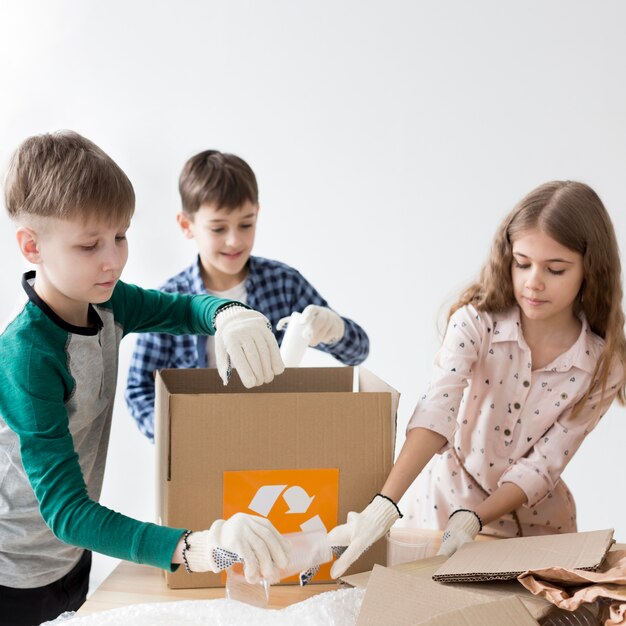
top-left (4, 130), bottom-right (135, 225)
top-left (178, 149), bottom-right (258, 215)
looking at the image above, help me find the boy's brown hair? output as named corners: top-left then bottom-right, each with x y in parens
top-left (4, 130), bottom-right (135, 225)
top-left (178, 150), bottom-right (258, 215)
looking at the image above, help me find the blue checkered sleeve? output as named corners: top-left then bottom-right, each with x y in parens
top-left (248, 258), bottom-right (369, 366)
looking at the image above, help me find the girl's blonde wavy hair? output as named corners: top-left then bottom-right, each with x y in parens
top-left (450, 180), bottom-right (626, 411)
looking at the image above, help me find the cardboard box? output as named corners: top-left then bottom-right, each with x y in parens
top-left (155, 367), bottom-right (399, 589)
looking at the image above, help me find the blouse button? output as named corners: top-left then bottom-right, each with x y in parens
top-left (561, 392), bottom-right (568, 400)
top-left (523, 380), bottom-right (530, 387)
top-left (514, 402), bottom-right (521, 410)
top-left (504, 429), bottom-right (511, 436)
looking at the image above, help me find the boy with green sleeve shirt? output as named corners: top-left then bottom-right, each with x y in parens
top-left (0, 131), bottom-right (289, 626)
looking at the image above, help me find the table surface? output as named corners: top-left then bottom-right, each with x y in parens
top-left (77, 560), bottom-right (339, 615)
top-left (78, 529), bottom-right (445, 615)
top-left (78, 530), bottom-right (624, 616)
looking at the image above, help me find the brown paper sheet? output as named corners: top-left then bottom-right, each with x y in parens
top-left (517, 550), bottom-right (626, 625)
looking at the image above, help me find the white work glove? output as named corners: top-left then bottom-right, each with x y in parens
top-left (214, 305), bottom-right (285, 388)
top-left (327, 494), bottom-right (401, 579)
top-left (184, 513), bottom-right (290, 583)
top-left (277, 305), bottom-right (345, 347)
top-left (437, 509), bottom-right (482, 557)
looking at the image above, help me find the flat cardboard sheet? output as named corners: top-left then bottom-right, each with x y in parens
top-left (432, 529), bottom-right (614, 583)
top-left (342, 555), bottom-right (552, 620)
top-left (424, 597), bottom-right (539, 625)
top-left (355, 565), bottom-right (538, 625)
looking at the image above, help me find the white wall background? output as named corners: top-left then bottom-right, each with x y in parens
top-left (1, 0), bottom-right (625, 595)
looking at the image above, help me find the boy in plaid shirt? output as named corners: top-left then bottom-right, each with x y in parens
top-left (126, 150), bottom-right (369, 441)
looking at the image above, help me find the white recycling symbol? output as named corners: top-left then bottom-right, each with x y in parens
top-left (248, 484), bottom-right (327, 533)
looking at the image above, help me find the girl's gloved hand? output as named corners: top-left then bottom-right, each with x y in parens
top-left (185, 513), bottom-right (290, 584)
top-left (327, 494), bottom-right (401, 579)
top-left (437, 509), bottom-right (482, 557)
top-left (214, 306), bottom-right (285, 387)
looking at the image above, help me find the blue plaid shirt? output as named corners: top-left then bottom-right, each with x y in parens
top-left (125, 255), bottom-right (369, 441)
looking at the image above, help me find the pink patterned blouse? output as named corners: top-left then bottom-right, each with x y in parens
top-left (400, 304), bottom-right (622, 538)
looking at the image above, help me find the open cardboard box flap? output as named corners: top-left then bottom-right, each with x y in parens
top-left (346, 529), bottom-right (616, 623)
top-left (342, 555), bottom-right (552, 621)
top-left (354, 565), bottom-right (539, 625)
top-left (432, 528), bottom-right (615, 583)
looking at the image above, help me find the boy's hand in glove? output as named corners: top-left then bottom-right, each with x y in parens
top-left (214, 306), bottom-right (284, 387)
top-left (184, 513), bottom-right (290, 584)
top-left (278, 305), bottom-right (345, 347)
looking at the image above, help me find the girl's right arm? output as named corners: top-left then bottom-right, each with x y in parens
top-left (327, 427), bottom-right (446, 579)
top-left (327, 305), bottom-right (484, 579)
top-left (380, 428), bottom-right (447, 503)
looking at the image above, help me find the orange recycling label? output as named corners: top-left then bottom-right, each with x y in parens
top-left (223, 468), bottom-right (339, 582)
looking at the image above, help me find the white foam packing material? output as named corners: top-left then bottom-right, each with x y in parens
top-left (41, 587), bottom-right (365, 626)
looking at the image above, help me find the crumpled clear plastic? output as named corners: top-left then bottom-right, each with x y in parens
top-left (226, 529), bottom-right (334, 606)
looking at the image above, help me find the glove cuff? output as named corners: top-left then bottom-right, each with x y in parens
top-left (325, 310), bottom-right (345, 345)
top-left (448, 509), bottom-right (482, 535)
top-left (372, 493), bottom-right (403, 519)
top-left (185, 522), bottom-right (232, 573)
top-left (213, 303), bottom-right (248, 328)
top-left (368, 494), bottom-right (402, 528)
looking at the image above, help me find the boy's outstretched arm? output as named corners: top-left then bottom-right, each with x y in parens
top-left (171, 513), bottom-right (291, 584)
top-left (114, 282), bottom-right (284, 388)
top-left (0, 315), bottom-right (284, 575)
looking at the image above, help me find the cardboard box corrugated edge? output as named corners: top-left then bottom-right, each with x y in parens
top-left (156, 367), bottom-right (399, 589)
top-left (432, 528), bottom-right (615, 583)
top-left (154, 370), bottom-right (170, 530)
top-left (355, 565), bottom-right (539, 625)
top-left (154, 370), bottom-right (174, 586)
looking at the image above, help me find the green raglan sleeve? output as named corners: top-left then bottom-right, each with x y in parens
top-left (0, 329), bottom-right (184, 570)
top-left (109, 280), bottom-right (242, 336)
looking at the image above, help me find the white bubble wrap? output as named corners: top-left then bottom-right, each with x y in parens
top-left (42, 587), bottom-right (365, 626)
